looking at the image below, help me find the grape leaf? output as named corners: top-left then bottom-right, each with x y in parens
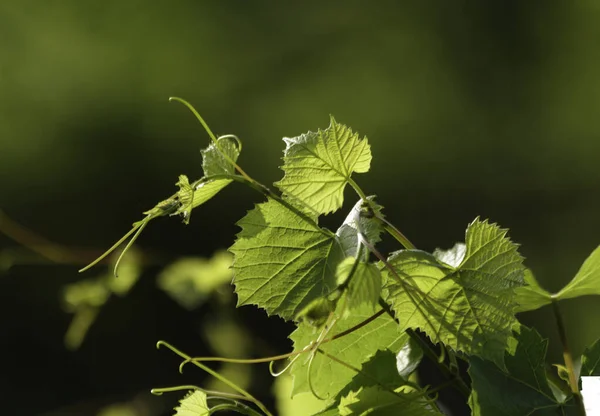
top-left (174, 175), bottom-right (232, 224)
top-left (338, 386), bottom-right (442, 415)
top-left (581, 337), bottom-right (600, 377)
top-left (336, 257), bottom-right (382, 312)
top-left (469, 326), bottom-right (576, 416)
top-left (336, 197), bottom-right (384, 258)
top-left (313, 348), bottom-right (420, 415)
top-left (275, 117), bottom-right (372, 215)
top-left (201, 135), bottom-right (240, 176)
top-left (382, 218), bottom-right (525, 368)
top-left (230, 198), bottom-right (345, 320)
top-left (339, 349), bottom-right (414, 400)
top-left (396, 337), bottom-right (423, 379)
top-left (555, 245), bottom-right (600, 301)
top-left (515, 269), bottom-right (552, 313)
top-left (173, 390), bottom-right (209, 416)
top-left (289, 304), bottom-right (408, 399)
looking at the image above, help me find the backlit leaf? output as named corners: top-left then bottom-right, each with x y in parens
top-left (201, 135), bottom-right (240, 176)
top-left (555, 245), bottom-right (600, 301)
top-left (230, 198), bottom-right (345, 320)
top-left (336, 197), bottom-right (384, 258)
top-left (289, 304), bottom-right (408, 399)
top-left (173, 390), bottom-right (209, 416)
top-left (336, 257), bottom-right (382, 312)
top-left (275, 117), bottom-right (372, 215)
top-left (338, 386), bottom-right (442, 415)
top-left (382, 218), bottom-right (525, 367)
top-left (515, 269), bottom-right (552, 313)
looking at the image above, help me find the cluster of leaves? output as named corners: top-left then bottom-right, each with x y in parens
top-left (82, 99), bottom-right (600, 415)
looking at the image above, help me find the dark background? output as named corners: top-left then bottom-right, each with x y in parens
top-left (1, 2), bottom-right (599, 415)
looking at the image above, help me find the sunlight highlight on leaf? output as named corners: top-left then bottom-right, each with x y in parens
top-left (515, 269), bottom-right (552, 313)
top-left (230, 198), bottom-right (345, 320)
top-left (382, 218), bottom-right (525, 368)
top-left (336, 257), bottom-right (381, 312)
top-left (555, 245), bottom-right (600, 301)
top-left (338, 386), bottom-right (442, 415)
top-left (289, 304), bottom-right (408, 400)
top-left (275, 117), bottom-right (372, 215)
top-left (336, 197), bottom-right (384, 258)
top-left (173, 390), bottom-right (210, 416)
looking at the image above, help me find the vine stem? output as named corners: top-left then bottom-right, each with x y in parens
top-left (156, 341), bottom-right (273, 416)
top-left (169, 97), bottom-right (253, 183)
top-left (550, 298), bottom-right (586, 415)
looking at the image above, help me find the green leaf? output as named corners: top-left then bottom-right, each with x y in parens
top-left (313, 349), bottom-right (419, 415)
top-left (336, 197), bottom-right (384, 258)
top-left (274, 374), bottom-right (329, 416)
top-left (469, 326), bottom-right (576, 416)
top-left (338, 386), bottom-right (442, 415)
top-left (515, 269), bottom-right (552, 313)
top-left (396, 337), bottom-right (423, 379)
top-left (336, 257), bottom-right (382, 312)
top-left (382, 218), bottom-right (525, 367)
top-left (295, 296), bottom-right (338, 328)
top-left (157, 251), bottom-right (233, 310)
top-left (581, 337), bottom-right (600, 376)
top-left (230, 198), bottom-right (345, 320)
top-left (201, 135), bottom-right (240, 176)
top-left (555, 245), bottom-right (600, 301)
top-left (173, 390), bottom-right (209, 416)
top-left (275, 117), bottom-right (372, 215)
top-left (340, 349), bottom-right (410, 399)
top-left (289, 304), bottom-right (408, 399)
top-left (174, 175), bottom-right (233, 225)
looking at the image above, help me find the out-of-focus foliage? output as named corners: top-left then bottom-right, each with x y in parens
top-left (158, 250), bottom-right (232, 310)
top-left (62, 248), bottom-right (142, 349)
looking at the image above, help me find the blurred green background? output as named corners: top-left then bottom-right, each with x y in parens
top-left (1, 1), bottom-right (599, 415)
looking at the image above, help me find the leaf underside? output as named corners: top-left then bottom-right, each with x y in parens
top-left (382, 218), bottom-right (525, 368)
top-left (173, 390), bottom-right (210, 416)
top-left (338, 386), bottom-right (442, 416)
top-left (275, 116), bottom-right (372, 216)
top-left (289, 304), bottom-right (408, 400)
top-left (230, 198), bottom-right (345, 320)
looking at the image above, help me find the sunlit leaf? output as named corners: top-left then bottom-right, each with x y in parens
top-left (275, 117), bottom-right (372, 215)
top-left (469, 326), bottom-right (576, 416)
top-left (555, 245), bottom-right (600, 301)
top-left (174, 175), bottom-right (233, 225)
top-left (274, 374), bottom-right (328, 416)
top-left (336, 257), bottom-right (381, 312)
top-left (230, 198), bottom-right (345, 320)
top-left (173, 390), bottom-right (209, 416)
top-left (289, 304), bottom-right (408, 399)
top-left (382, 218), bottom-right (525, 368)
top-left (157, 251), bottom-right (232, 310)
top-left (336, 197), bottom-right (384, 258)
top-left (515, 269), bottom-right (552, 313)
top-left (338, 386), bottom-right (442, 415)
top-left (201, 135), bottom-right (240, 176)
top-left (396, 338), bottom-right (423, 379)
top-left (295, 296), bottom-right (338, 328)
